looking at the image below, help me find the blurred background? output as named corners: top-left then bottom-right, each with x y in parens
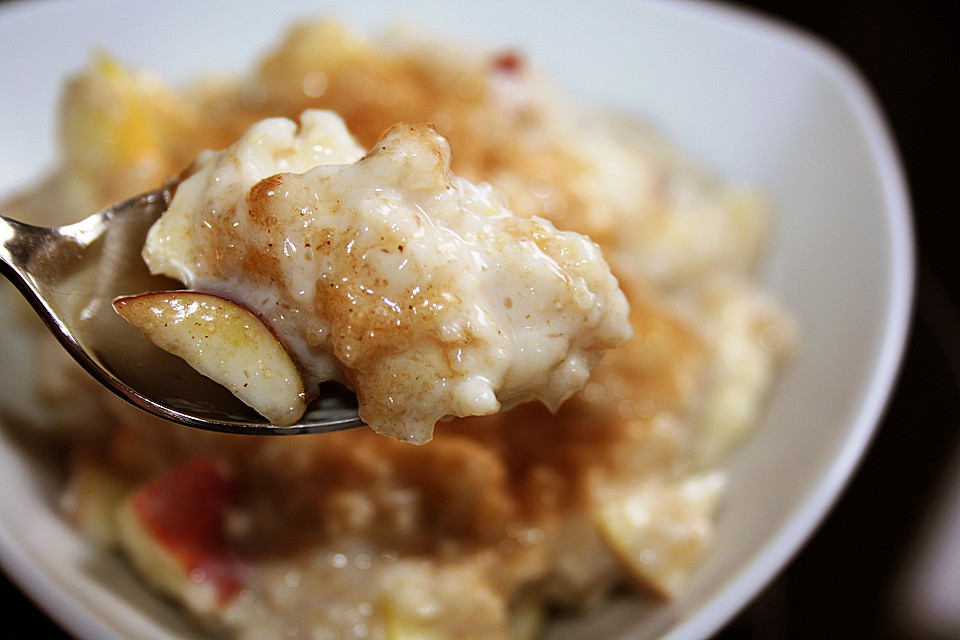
top-left (0, 0), bottom-right (956, 638)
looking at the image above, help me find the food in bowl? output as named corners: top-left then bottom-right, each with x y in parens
top-left (1, 18), bottom-right (795, 640)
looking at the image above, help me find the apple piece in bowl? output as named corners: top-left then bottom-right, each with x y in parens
top-left (115, 457), bottom-right (243, 615)
top-left (113, 291), bottom-right (307, 426)
top-left (591, 472), bottom-right (725, 599)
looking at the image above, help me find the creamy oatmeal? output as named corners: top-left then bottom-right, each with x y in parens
top-left (1, 18), bottom-right (795, 640)
top-left (136, 111), bottom-right (631, 441)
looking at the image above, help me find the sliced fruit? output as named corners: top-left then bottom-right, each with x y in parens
top-left (113, 290), bottom-right (307, 425)
top-left (63, 452), bottom-right (134, 548)
top-left (116, 457), bottom-right (242, 614)
top-left (592, 472), bottom-right (725, 599)
top-left (383, 610), bottom-right (449, 640)
top-left (509, 593), bottom-right (547, 640)
top-left (381, 561), bottom-right (503, 640)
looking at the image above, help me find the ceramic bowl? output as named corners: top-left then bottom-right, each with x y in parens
top-left (0, 1), bottom-right (913, 638)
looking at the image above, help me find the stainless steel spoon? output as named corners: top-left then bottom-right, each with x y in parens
top-left (0, 187), bottom-right (364, 435)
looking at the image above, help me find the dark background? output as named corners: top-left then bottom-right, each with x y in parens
top-left (1, 1), bottom-right (957, 638)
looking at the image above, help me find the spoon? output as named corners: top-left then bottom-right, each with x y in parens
top-left (0, 187), bottom-right (364, 435)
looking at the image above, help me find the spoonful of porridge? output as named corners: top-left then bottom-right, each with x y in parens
top-left (1, 111), bottom-right (631, 441)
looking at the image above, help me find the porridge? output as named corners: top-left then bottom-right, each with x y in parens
top-left (125, 111), bottom-right (631, 441)
top-left (1, 18), bottom-right (795, 640)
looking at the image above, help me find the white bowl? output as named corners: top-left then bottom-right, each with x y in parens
top-left (0, 1), bottom-right (914, 639)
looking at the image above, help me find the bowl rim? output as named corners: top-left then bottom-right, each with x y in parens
top-left (655, 2), bottom-right (915, 638)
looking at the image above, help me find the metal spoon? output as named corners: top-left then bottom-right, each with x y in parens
top-left (0, 187), bottom-right (364, 435)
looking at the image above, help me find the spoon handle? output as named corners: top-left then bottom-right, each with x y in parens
top-left (3, 200), bottom-right (364, 436)
top-left (0, 214), bottom-right (71, 338)
top-left (1, 214), bottom-right (50, 284)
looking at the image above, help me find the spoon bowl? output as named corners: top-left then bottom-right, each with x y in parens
top-left (0, 188), bottom-right (364, 435)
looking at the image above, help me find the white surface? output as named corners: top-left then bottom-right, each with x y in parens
top-left (0, 1), bottom-right (914, 639)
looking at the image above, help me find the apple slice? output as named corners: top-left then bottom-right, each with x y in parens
top-left (116, 457), bottom-right (242, 614)
top-left (383, 609), bottom-right (449, 640)
top-left (63, 452), bottom-right (135, 548)
top-left (113, 291), bottom-right (307, 426)
top-left (510, 594), bottom-right (547, 640)
top-left (381, 562), bottom-right (503, 640)
top-left (592, 472), bottom-right (725, 599)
